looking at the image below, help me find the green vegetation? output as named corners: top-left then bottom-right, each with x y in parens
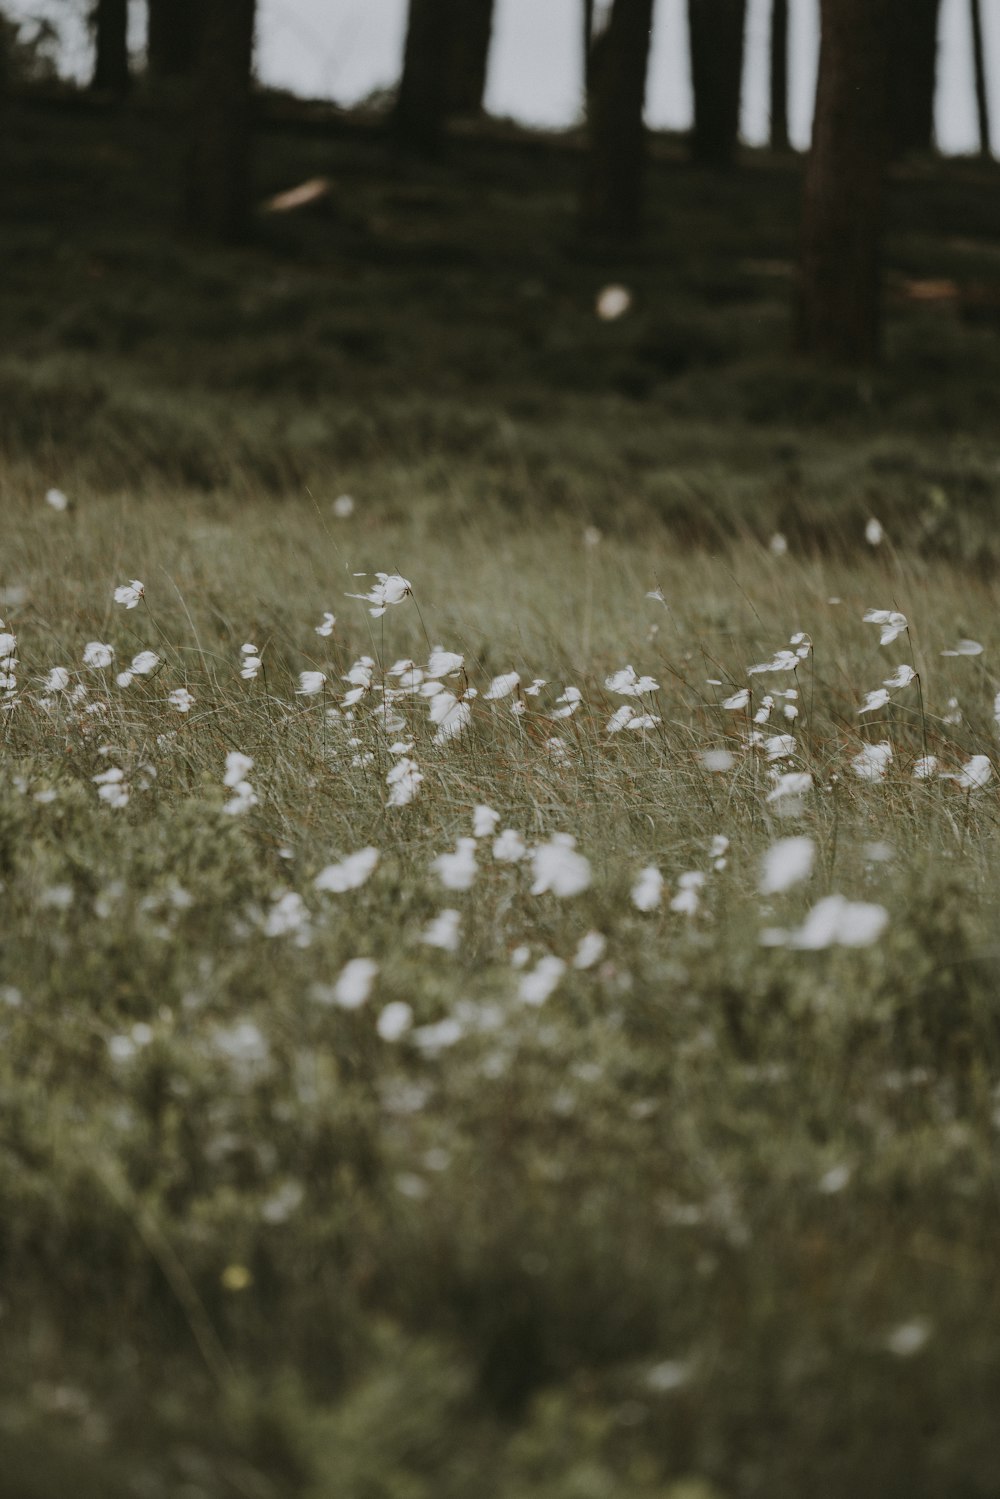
top-left (2, 99), bottom-right (1000, 1497)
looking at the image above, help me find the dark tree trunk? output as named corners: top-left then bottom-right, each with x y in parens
top-left (796, 0), bottom-right (893, 364)
top-left (769, 0), bottom-right (788, 151)
top-left (147, 0), bottom-right (200, 80)
top-left (444, 0), bottom-right (494, 116)
top-left (91, 0), bottom-right (129, 97)
top-left (888, 0), bottom-right (939, 155)
top-left (580, 0), bottom-right (656, 238)
top-left (688, 0), bottom-right (747, 167)
top-left (394, 0), bottom-right (451, 153)
top-left (970, 0), bottom-right (991, 158)
top-left (183, 0), bottom-right (256, 243)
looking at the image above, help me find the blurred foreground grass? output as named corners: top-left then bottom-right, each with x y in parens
top-left (1, 98), bottom-right (1000, 1498)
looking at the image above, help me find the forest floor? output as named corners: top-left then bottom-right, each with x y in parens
top-left (2, 95), bottom-right (1000, 1498)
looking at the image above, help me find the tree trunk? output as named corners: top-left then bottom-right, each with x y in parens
top-left (769, 0), bottom-right (788, 151)
top-left (796, 0), bottom-right (893, 364)
top-left (444, 0), bottom-right (494, 116)
top-left (91, 0), bottom-right (129, 97)
top-left (888, 0), bottom-right (939, 155)
top-left (970, 0), bottom-right (991, 159)
top-left (147, 0), bottom-right (200, 80)
top-left (183, 0), bottom-right (256, 243)
top-left (394, 0), bottom-right (451, 153)
top-left (580, 0), bottom-right (656, 238)
top-left (688, 0), bottom-right (747, 167)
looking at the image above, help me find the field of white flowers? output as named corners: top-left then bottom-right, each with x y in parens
top-left (3, 477), bottom-right (1000, 1498)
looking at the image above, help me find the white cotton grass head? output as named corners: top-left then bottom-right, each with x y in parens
top-left (329, 957), bottom-right (378, 1010)
top-left (492, 828), bottom-right (527, 863)
top-left (519, 955), bottom-right (567, 1006)
top-left (167, 688), bottom-right (194, 713)
top-left (332, 493), bottom-right (355, 518)
top-left (315, 612), bottom-right (336, 637)
top-left (297, 671), bottom-right (326, 696)
top-left (386, 756), bottom-right (422, 808)
top-left (485, 671), bottom-right (519, 701)
top-left (376, 1001), bottom-right (412, 1042)
top-left (43, 667), bottom-right (70, 693)
top-left (573, 931), bottom-right (606, 970)
top-left (759, 836), bottom-right (815, 896)
top-left (431, 838), bottom-right (478, 892)
top-left (426, 649), bottom-right (464, 679)
top-left (769, 532), bottom-right (788, 556)
top-left (859, 688), bottom-right (890, 716)
top-left (670, 871), bottom-right (705, 916)
top-left (430, 692), bottom-right (472, 745)
top-left (852, 742), bottom-right (893, 782)
top-left (761, 894), bottom-right (889, 950)
top-left (114, 579), bottom-right (144, 609)
top-left (45, 488), bottom-right (70, 511)
top-left (766, 771), bottom-right (813, 814)
top-left (883, 665), bottom-right (916, 689)
top-left (313, 847), bottom-right (379, 894)
top-left (420, 908), bottom-right (461, 952)
top-left (631, 866), bottom-right (663, 912)
top-left (953, 755), bottom-right (992, 791)
top-left (605, 666), bottom-right (660, 696)
top-left (529, 834), bottom-right (591, 897)
top-left (596, 283), bottom-right (631, 321)
top-left (702, 749), bottom-right (736, 772)
top-left (722, 688), bottom-right (749, 711)
top-left (83, 642), bottom-right (114, 669)
top-left (862, 608), bottom-right (907, 646)
top-left (912, 755), bottom-right (938, 780)
top-left (472, 805), bottom-right (500, 838)
top-left (865, 517), bottom-right (884, 546)
top-left (346, 572), bottom-right (412, 618)
top-left (940, 639), bottom-right (983, 657)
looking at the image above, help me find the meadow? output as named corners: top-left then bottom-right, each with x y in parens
top-left (2, 95), bottom-right (1000, 1497)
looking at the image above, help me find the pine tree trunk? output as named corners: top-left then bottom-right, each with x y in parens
top-left (444, 0), bottom-right (494, 116)
top-left (888, 0), bottom-right (939, 155)
top-left (394, 0), bottom-right (451, 153)
top-left (769, 0), bottom-right (788, 151)
top-left (91, 0), bottom-right (129, 97)
top-left (970, 0), bottom-right (991, 159)
top-left (148, 0), bottom-right (200, 80)
top-left (688, 0), bottom-right (747, 167)
top-left (183, 0), bottom-right (256, 243)
top-left (581, 0), bottom-right (656, 238)
top-left (796, 0), bottom-right (893, 364)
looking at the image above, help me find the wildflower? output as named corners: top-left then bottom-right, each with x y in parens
top-left (607, 706), bottom-right (635, 732)
top-left (314, 847), bottom-right (379, 893)
top-left (493, 828), bottom-right (527, 862)
top-left (646, 587), bottom-right (667, 604)
top-left (43, 667), bottom-right (70, 692)
top-left (297, 671), bottom-right (326, 696)
top-left (426, 649), bottom-right (463, 679)
top-left (912, 755), bottom-right (938, 780)
top-left (865, 518), bottom-right (884, 546)
top-left (421, 909), bottom-right (461, 952)
top-left (883, 665), bottom-right (916, 688)
top-left (377, 1001), bottom-right (413, 1041)
top-left (754, 696), bottom-right (773, 724)
top-left (432, 838), bottom-right (478, 892)
top-left (386, 756), bottom-right (422, 807)
top-left (709, 834), bottom-right (730, 869)
top-left (472, 805), bottom-right (500, 838)
top-left (765, 772), bottom-right (813, 810)
top-left (596, 283), bottom-right (631, 320)
top-left (605, 666), bottom-right (660, 696)
top-left (332, 493), bottom-right (355, 518)
top-left (83, 642), bottom-right (114, 669)
top-left (240, 644), bottom-right (262, 680)
top-left (764, 733), bottom-right (796, 760)
top-left (670, 872), bottom-right (705, 916)
top-left (485, 671), bottom-right (519, 701)
top-left (411, 1016), bottom-right (464, 1054)
top-left (722, 688), bottom-right (749, 711)
top-left (632, 866), bottom-right (663, 912)
top-left (315, 612), bottom-right (336, 637)
top-left (224, 751), bottom-right (254, 788)
top-left (114, 579), bottom-right (145, 609)
top-left (45, 488), bottom-right (69, 511)
top-left (346, 572), bottom-right (412, 618)
top-left (550, 685), bottom-right (583, 719)
top-left (430, 691), bottom-right (472, 745)
top-left (748, 650), bottom-right (800, 675)
top-left (530, 834), bottom-right (591, 897)
top-left (702, 749), bottom-right (735, 772)
top-left (92, 766), bottom-right (130, 809)
top-left (943, 697), bottom-right (962, 725)
top-left (223, 782), bottom-right (257, 816)
top-left (859, 688), bottom-right (890, 715)
top-left (769, 532), bottom-right (788, 556)
top-left (953, 754), bottom-right (992, 790)
top-left (759, 836), bottom-right (815, 895)
top-left (519, 955), bottom-right (567, 1005)
top-left (852, 742), bottom-right (893, 782)
top-left (573, 931), bottom-right (606, 969)
top-left (761, 894), bottom-right (889, 950)
top-left (167, 688), bottom-right (194, 713)
top-left (863, 608), bottom-right (907, 646)
top-left (263, 891), bottom-right (311, 943)
top-left (523, 679), bottom-right (547, 696)
top-left (331, 958), bottom-right (378, 1010)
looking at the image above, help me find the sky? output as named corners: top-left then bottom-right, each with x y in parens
top-left (7, 0), bottom-right (1000, 153)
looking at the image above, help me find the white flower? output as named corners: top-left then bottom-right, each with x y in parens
top-left (883, 665), bottom-right (916, 688)
top-left (759, 836), bottom-right (815, 895)
top-left (940, 639), bottom-right (983, 657)
top-left (114, 579), bottom-right (145, 609)
top-left (332, 493), bottom-right (355, 518)
top-left (429, 691), bottom-right (472, 745)
top-left (852, 741), bottom-right (893, 782)
top-left (93, 766), bottom-right (129, 808)
top-left (262, 891), bottom-right (311, 941)
top-left (346, 572), bottom-right (412, 618)
top-left (632, 866), bottom-right (663, 912)
top-left (523, 679), bottom-right (547, 697)
top-left (43, 667), bottom-right (70, 692)
top-left (863, 609), bottom-right (907, 646)
top-left (859, 688), bottom-right (890, 716)
top-left (223, 782), bottom-right (258, 816)
top-left (432, 838), bottom-right (478, 892)
top-left (493, 828), bottom-right (527, 862)
top-left (670, 871), bottom-right (705, 916)
top-left (377, 1001), bottom-right (413, 1041)
top-left (912, 755), bottom-right (938, 780)
top-left (765, 771), bottom-right (814, 809)
top-left (953, 754), bottom-right (992, 790)
top-left (550, 685), bottom-right (583, 719)
top-left (240, 645), bottom-right (262, 679)
top-left (224, 751), bottom-right (254, 788)
top-left (485, 671), bottom-right (520, 701)
top-left (573, 931), bottom-right (606, 969)
top-left (762, 894), bottom-right (889, 950)
top-left (943, 696), bottom-right (962, 725)
top-left (426, 649), bottom-right (464, 679)
top-left (722, 688), bottom-right (749, 711)
top-left (769, 532), bottom-right (788, 556)
top-left (605, 666), bottom-right (660, 696)
top-left (865, 518), bottom-right (884, 546)
top-left (765, 733), bottom-right (796, 760)
top-left (519, 955), bottom-right (567, 1005)
top-left (596, 283), bottom-right (631, 320)
top-left (421, 908), bottom-right (461, 951)
top-left (702, 749), bottom-right (735, 772)
top-left (607, 705), bottom-right (635, 733)
top-left (709, 834), bottom-right (730, 868)
top-left (83, 641), bottom-right (114, 669)
top-left (472, 805), bottom-right (500, 838)
top-left (330, 957), bottom-right (378, 1010)
top-left (386, 756), bottom-right (422, 807)
top-left (314, 847), bottom-right (379, 893)
top-left (315, 612), bottom-right (336, 637)
top-left (530, 834), bottom-right (591, 897)
top-left (748, 650), bottom-right (800, 675)
top-left (167, 688), bottom-right (194, 713)
top-left (297, 670), bottom-right (326, 696)
top-left (45, 488), bottom-right (69, 511)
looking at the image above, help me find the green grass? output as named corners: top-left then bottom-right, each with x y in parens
top-left (2, 96), bottom-right (1000, 1498)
